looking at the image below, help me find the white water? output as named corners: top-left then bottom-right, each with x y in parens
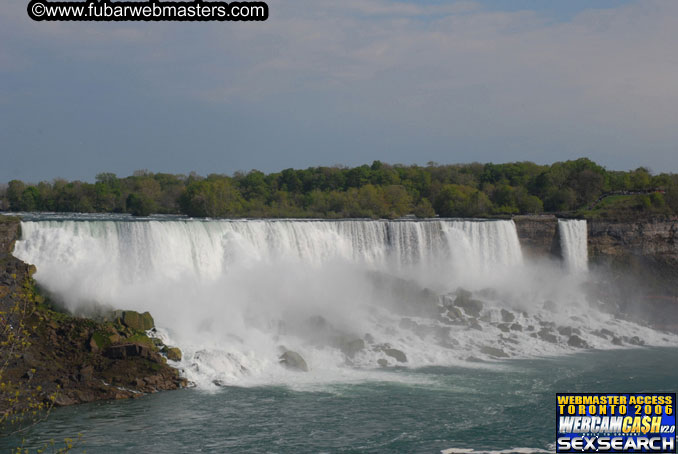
top-left (558, 219), bottom-right (589, 272)
top-left (13, 216), bottom-right (673, 388)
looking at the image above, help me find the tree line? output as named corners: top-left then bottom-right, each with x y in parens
top-left (1, 158), bottom-right (677, 219)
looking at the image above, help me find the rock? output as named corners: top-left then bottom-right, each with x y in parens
top-left (383, 348), bottom-right (407, 363)
top-left (567, 335), bottom-right (588, 348)
top-left (54, 394), bottom-right (79, 406)
top-left (612, 336), bottom-right (623, 346)
top-left (377, 359), bottom-right (388, 368)
top-left (537, 328), bottom-right (558, 343)
top-left (104, 343), bottom-right (152, 360)
top-left (165, 347), bottom-right (182, 362)
top-left (480, 346), bottom-right (509, 358)
top-left (454, 291), bottom-right (483, 317)
top-left (500, 309), bottom-right (515, 323)
top-left (445, 307), bottom-right (464, 321)
top-left (468, 319), bottom-right (483, 331)
top-left (510, 323), bottom-right (523, 332)
top-left (279, 350), bottom-right (308, 372)
top-left (557, 326), bottom-right (581, 337)
top-left (341, 338), bottom-right (365, 358)
top-left (121, 311), bottom-right (155, 331)
top-left (78, 365), bottom-right (94, 382)
top-left (496, 323), bottom-right (511, 333)
top-left (626, 336), bottom-right (645, 346)
top-left (89, 336), bottom-right (100, 352)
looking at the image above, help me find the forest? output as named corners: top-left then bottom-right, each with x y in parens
top-left (1, 158), bottom-right (677, 219)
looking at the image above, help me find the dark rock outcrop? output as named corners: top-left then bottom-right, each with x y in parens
top-left (513, 215), bottom-right (561, 259)
top-left (0, 216), bottom-right (186, 416)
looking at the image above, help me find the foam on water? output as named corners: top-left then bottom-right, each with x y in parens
top-left (13, 216), bottom-right (674, 388)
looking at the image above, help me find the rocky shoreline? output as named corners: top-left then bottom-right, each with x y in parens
top-left (0, 216), bottom-right (186, 416)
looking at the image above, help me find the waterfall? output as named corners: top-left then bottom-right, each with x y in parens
top-left (12, 216), bottom-right (669, 386)
top-left (558, 219), bottom-right (588, 272)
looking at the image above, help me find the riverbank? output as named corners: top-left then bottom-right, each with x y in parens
top-left (0, 216), bottom-right (186, 420)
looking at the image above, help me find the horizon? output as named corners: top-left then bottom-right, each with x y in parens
top-left (0, 156), bottom-right (671, 186)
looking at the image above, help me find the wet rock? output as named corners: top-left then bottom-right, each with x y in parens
top-left (612, 336), bottom-right (623, 346)
top-left (121, 311), bottom-right (155, 331)
top-left (480, 346), bottom-right (509, 358)
top-left (468, 319), bottom-right (483, 331)
top-left (446, 307), bottom-right (464, 321)
top-left (510, 323), bottom-right (523, 332)
top-left (537, 328), bottom-right (558, 343)
top-left (339, 338), bottom-right (365, 358)
top-left (625, 336), bottom-right (645, 346)
top-left (558, 326), bottom-right (581, 337)
top-left (377, 359), bottom-right (388, 368)
top-left (497, 323), bottom-right (511, 333)
top-left (384, 348), bottom-right (407, 363)
top-left (165, 347), bottom-right (182, 362)
top-left (567, 335), bottom-right (588, 348)
top-left (454, 295), bottom-right (483, 318)
top-left (500, 309), bottom-right (515, 323)
top-left (364, 333), bottom-right (375, 344)
top-left (279, 350), bottom-right (308, 372)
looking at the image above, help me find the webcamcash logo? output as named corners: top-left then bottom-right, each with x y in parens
top-left (557, 393), bottom-right (676, 453)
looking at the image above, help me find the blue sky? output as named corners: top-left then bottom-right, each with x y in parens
top-left (1, 0), bottom-right (677, 182)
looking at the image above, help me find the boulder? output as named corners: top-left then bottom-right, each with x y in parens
top-left (496, 323), bottom-right (511, 333)
top-left (454, 291), bottom-right (483, 317)
top-left (165, 347), bottom-right (182, 362)
top-left (500, 309), bottom-right (515, 323)
top-left (446, 307), bottom-right (464, 321)
top-left (121, 311), bottom-right (155, 331)
top-left (510, 323), bottom-right (523, 332)
top-left (567, 335), bottom-right (588, 349)
top-left (468, 319), bottom-right (483, 331)
top-left (537, 328), bottom-right (558, 343)
top-left (626, 336), bottom-right (645, 346)
top-left (384, 348), bottom-right (407, 363)
top-left (377, 359), bottom-right (388, 368)
top-left (558, 326), bottom-right (581, 337)
top-left (338, 338), bottom-right (365, 358)
top-left (279, 350), bottom-right (308, 372)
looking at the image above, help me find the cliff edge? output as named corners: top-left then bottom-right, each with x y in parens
top-left (0, 216), bottom-right (186, 419)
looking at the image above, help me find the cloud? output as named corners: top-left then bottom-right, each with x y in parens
top-left (1, 0), bottom-right (677, 179)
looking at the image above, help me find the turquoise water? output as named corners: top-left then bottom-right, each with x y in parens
top-left (3, 347), bottom-right (676, 453)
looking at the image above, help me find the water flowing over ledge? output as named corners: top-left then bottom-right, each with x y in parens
top-left (13, 217), bottom-right (674, 388)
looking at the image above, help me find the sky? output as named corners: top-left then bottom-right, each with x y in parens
top-left (1, 0), bottom-right (677, 182)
